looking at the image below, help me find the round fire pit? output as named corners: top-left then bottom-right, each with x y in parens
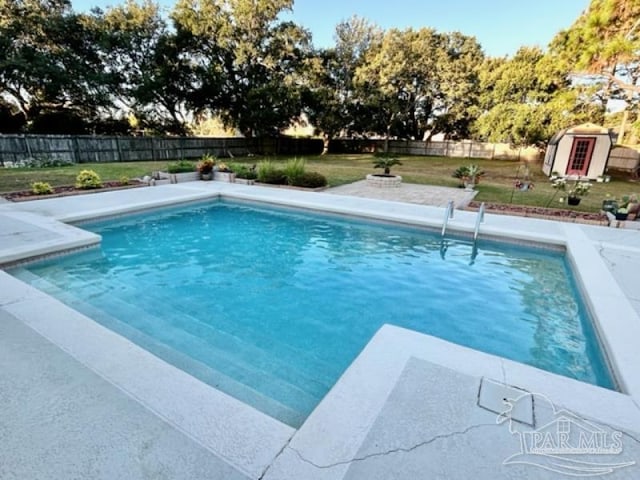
top-left (366, 174), bottom-right (402, 188)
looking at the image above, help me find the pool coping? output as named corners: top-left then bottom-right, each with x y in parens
top-left (262, 325), bottom-right (640, 479)
top-left (1, 181), bottom-right (640, 477)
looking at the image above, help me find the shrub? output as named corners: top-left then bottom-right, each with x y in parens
top-left (283, 158), bottom-right (306, 185)
top-left (17, 156), bottom-right (73, 168)
top-left (452, 164), bottom-right (484, 185)
top-left (167, 160), bottom-right (196, 173)
top-left (119, 175), bottom-right (130, 185)
top-left (75, 170), bottom-right (103, 189)
top-left (257, 160), bottom-right (286, 184)
top-left (31, 181), bottom-right (53, 195)
top-left (229, 163), bottom-right (257, 180)
top-left (291, 171), bottom-right (328, 188)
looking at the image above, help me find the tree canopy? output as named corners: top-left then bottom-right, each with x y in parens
top-left (0, 0), bottom-right (627, 144)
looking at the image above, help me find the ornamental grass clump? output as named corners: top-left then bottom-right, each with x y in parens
top-left (257, 160), bottom-right (286, 184)
top-left (283, 158), bottom-right (306, 185)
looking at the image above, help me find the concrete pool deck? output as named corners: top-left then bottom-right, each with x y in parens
top-left (1, 181), bottom-right (640, 479)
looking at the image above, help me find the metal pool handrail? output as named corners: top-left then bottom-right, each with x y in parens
top-left (473, 202), bottom-right (485, 241)
top-left (441, 200), bottom-right (454, 237)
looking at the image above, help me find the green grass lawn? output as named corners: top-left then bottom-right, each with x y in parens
top-left (1, 155), bottom-right (638, 213)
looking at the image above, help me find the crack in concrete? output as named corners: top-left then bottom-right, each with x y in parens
top-left (258, 431), bottom-right (296, 480)
top-left (499, 359), bottom-right (507, 384)
top-left (620, 430), bottom-right (640, 446)
top-left (598, 245), bottom-right (618, 269)
top-left (289, 423), bottom-right (495, 470)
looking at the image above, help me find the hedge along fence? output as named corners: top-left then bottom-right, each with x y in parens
top-left (0, 134), bottom-right (539, 165)
top-left (0, 135), bottom-right (324, 165)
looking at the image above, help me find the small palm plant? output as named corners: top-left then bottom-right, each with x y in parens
top-left (373, 155), bottom-right (402, 175)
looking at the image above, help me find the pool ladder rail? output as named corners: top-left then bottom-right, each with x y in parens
top-left (473, 202), bottom-right (485, 241)
top-left (441, 200), bottom-right (485, 240)
top-left (441, 200), bottom-right (455, 237)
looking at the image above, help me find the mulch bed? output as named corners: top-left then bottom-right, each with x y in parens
top-left (467, 201), bottom-right (608, 225)
top-left (2, 181), bottom-right (145, 202)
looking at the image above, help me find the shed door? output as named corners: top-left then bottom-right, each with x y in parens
top-left (566, 137), bottom-right (596, 176)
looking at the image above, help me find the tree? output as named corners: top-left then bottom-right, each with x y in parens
top-left (473, 47), bottom-right (603, 147)
top-left (172, 0), bottom-right (310, 137)
top-left (428, 31), bottom-right (483, 139)
top-left (0, 0), bottom-right (110, 128)
top-left (90, 0), bottom-right (194, 134)
top-left (302, 16), bottom-right (382, 153)
top-left (551, 0), bottom-right (640, 142)
top-left (353, 28), bottom-right (483, 146)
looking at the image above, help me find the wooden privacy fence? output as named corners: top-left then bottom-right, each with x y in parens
top-left (0, 135), bottom-right (324, 165)
top-left (0, 134), bottom-right (539, 165)
top-left (330, 139), bottom-right (541, 161)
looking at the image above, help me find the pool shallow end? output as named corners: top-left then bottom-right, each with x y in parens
top-left (0, 270), bottom-right (294, 478)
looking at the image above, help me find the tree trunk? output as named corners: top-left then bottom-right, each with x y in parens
top-left (619, 109), bottom-right (629, 145)
top-left (385, 124), bottom-right (391, 153)
top-left (618, 89), bottom-right (635, 145)
top-left (322, 133), bottom-right (330, 155)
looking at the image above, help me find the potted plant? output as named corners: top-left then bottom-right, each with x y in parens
top-left (552, 177), bottom-right (591, 206)
top-left (372, 155), bottom-right (402, 176)
top-left (453, 164), bottom-right (485, 190)
top-left (613, 195), bottom-right (639, 221)
top-left (197, 155), bottom-right (215, 180)
top-left (214, 162), bottom-right (236, 182)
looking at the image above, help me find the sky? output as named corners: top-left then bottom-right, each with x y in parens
top-left (72, 0), bottom-right (591, 58)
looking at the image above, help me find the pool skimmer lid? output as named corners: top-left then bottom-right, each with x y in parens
top-left (478, 378), bottom-right (534, 427)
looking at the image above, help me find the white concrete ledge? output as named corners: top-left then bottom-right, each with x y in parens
top-left (264, 325), bottom-right (640, 480)
top-left (0, 211), bottom-right (100, 266)
top-left (0, 271), bottom-right (294, 478)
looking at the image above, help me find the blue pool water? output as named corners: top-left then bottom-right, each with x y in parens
top-left (12, 200), bottom-right (614, 426)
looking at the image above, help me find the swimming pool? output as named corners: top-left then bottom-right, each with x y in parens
top-left (10, 200), bottom-right (615, 427)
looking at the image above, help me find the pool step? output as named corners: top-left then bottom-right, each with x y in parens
top-left (31, 264), bottom-right (339, 392)
top-left (102, 295), bottom-right (323, 415)
top-left (14, 269), bottom-right (322, 425)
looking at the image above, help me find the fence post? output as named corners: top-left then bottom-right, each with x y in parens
top-left (151, 137), bottom-right (157, 161)
top-left (115, 136), bottom-right (123, 162)
top-left (72, 136), bottom-right (81, 163)
top-left (24, 134), bottom-right (33, 159)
